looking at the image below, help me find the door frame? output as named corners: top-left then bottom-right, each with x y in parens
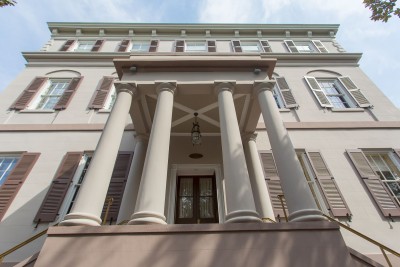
top-left (167, 164), bottom-right (225, 224)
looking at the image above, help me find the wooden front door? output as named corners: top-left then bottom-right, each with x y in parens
top-left (175, 175), bottom-right (219, 224)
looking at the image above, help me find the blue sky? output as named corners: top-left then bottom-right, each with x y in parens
top-left (0, 0), bottom-right (399, 108)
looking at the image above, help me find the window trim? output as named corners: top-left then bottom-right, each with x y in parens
top-left (174, 40), bottom-right (216, 53)
top-left (231, 40), bottom-right (271, 53)
top-left (284, 40), bottom-right (328, 53)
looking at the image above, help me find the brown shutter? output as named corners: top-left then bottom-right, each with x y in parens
top-left (284, 40), bottom-right (299, 53)
top-left (175, 40), bottom-right (185, 52)
top-left (91, 40), bottom-right (104, 52)
top-left (232, 40), bottom-right (242, 52)
top-left (101, 152), bottom-right (133, 222)
top-left (306, 151), bottom-right (351, 217)
top-left (346, 149), bottom-right (400, 217)
top-left (338, 77), bottom-right (372, 108)
top-left (10, 77), bottom-right (48, 110)
top-left (260, 40), bottom-right (272, 52)
top-left (149, 40), bottom-right (159, 52)
top-left (207, 40), bottom-right (216, 52)
top-left (275, 77), bottom-right (298, 108)
top-left (259, 151), bottom-right (287, 219)
top-left (118, 40), bottom-right (130, 52)
top-left (60, 40), bottom-right (75, 51)
top-left (34, 152), bottom-right (83, 223)
top-left (53, 77), bottom-right (83, 110)
top-left (88, 77), bottom-right (114, 109)
top-left (0, 153), bottom-right (40, 221)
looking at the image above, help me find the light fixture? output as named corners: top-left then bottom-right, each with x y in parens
top-left (191, 112), bottom-right (202, 145)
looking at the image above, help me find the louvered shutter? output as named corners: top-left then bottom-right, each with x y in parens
top-left (175, 40), bottom-right (185, 52)
top-left (207, 40), bottom-right (216, 52)
top-left (275, 77), bottom-right (298, 108)
top-left (232, 41), bottom-right (242, 52)
top-left (259, 151), bottom-right (287, 219)
top-left (0, 153), bottom-right (40, 221)
top-left (118, 40), bottom-right (130, 52)
top-left (91, 40), bottom-right (104, 52)
top-left (338, 77), bottom-right (372, 108)
top-left (60, 40), bottom-right (75, 51)
top-left (260, 40), bottom-right (272, 52)
top-left (304, 76), bottom-right (333, 108)
top-left (101, 152), bottom-right (133, 222)
top-left (312, 40), bottom-right (328, 53)
top-left (284, 40), bottom-right (299, 53)
top-left (88, 77), bottom-right (114, 109)
top-left (53, 77), bottom-right (82, 110)
top-left (394, 149), bottom-right (400, 159)
top-left (346, 149), bottom-right (400, 217)
top-left (34, 152), bottom-right (83, 223)
top-left (306, 151), bottom-right (351, 217)
top-left (10, 77), bottom-right (48, 110)
top-left (149, 40), bottom-right (159, 52)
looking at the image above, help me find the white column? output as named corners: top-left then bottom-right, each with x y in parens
top-left (243, 133), bottom-right (275, 221)
top-left (254, 81), bottom-right (325, 222)
top-left (215, 82), bottom-right (261, 223)
top-left (129, 82), bottom-right (176, 225)
top-left (117, 135), bottom-right (148, 223)
top-left (60, 83), bottom-right (136, 226)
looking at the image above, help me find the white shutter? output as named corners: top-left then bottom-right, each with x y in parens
top-left (275, 77), bottom-right (298, 108)
top-left (312, 40), bottom-right (328, 53)
top-left (338, 77), bottom-right (372, 108)
top-left (284, 40), bottom-right (299, 53)
top-left (304, 76), bottom-right (333, 108)
top-left (260, 40), bottom-right (272, 52)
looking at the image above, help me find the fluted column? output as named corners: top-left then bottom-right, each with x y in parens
top-left (129, 82), bottom-right (176, 225)
top-left (60, 82), bottom-right (136, 226)
top-left (117, 135), bottom-right (148, 223)
top-left (215, 82), bottom-right (261, 223)
top-left (254, 81), bottom-right (324, 222)
top-left (243, 133), bottom-right (275, 221)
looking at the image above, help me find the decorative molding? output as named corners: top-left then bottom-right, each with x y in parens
top-left (256, 121), bottom-right (400, 130)
top-left (0, 124), bottom-right (134, 132)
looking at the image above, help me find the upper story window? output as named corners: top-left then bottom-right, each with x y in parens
top-left (60, 40), bottom-right (104, 52)
top-left (118, 40), bottom-right (159, 52)
top-left (175, 40), bottom-right (216, 52)
top-left (0, 156), bottom-right (19, 186)
top-left (185, 41), bottom-right (207, 52)
top-left (9, 76), bottom-right (82, 111)
top-left (284, 40), bottom-right (328, 53)
top-left (304, 76), bottom-right (372, 109)
top-left (232, 40), bottom-right (271, 53)
top-left (131, 41), bottom-right (151, 52)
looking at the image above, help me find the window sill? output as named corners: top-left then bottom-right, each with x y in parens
top-left (97, 109), bottom-right (111, 113)
top-left (331, 108), bottom-right (364, 112)
top-left (19, 109), bottom-right (56, 113)
top-left (279, 108), bottom-right (291, 112)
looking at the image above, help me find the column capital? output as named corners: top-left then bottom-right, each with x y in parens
top-left (155, 81), bottom-right (177, 95)
top-left (253, 80), bottom-right (276, 95)
top-left (242, 132), bottom-right (258, 142)
top-left (114, 82), bottom-right (137, 96)
top-left (214, 81), bottom-right (236, 95)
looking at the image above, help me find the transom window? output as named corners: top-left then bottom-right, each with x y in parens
top-left (241, 41), bottom-right (262, 52)
top-left (75, 41), bottom-right (95, 52)
top-left (185, 41), bottom-right (207, 52)
top-left (0, 156), bottom-right (19, 186)
top-left (365, 152), bottom-right (400, 205)
top-left (131, 41), bottom-right (150, 52)
top-left (35, 79), bottom-right (71, 110)
top-left (317, 79), bottom-right (353, 108)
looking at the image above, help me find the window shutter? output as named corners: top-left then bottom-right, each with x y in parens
top-left (207, 40), bottom-right (216, 52)
top-left (53, 77), bottom-right (83, 110)
top-left (304, 76), bottom-right (333, 108)
top-left (259, 151), bottom-right (287, 219)
top-left (60, 40), bottom-right (75, 51)
top-left (34, 152), bottom-right (83, 223)
top-left (275, 77), bottom-right (298, 108)
top-left (88, 77), bottom-right (114, 109)
top-left (338, 77), bottom-right (372, 108)
top-left (10, 77), bottom-right (48, 110)
top-left (175, 40), bottom-right (185, 52)
top-left (231, 40), bottom-right (242, 52)
top-left (306, 151), bottom-right (351, 217)
top-left (0, 153), bottom-right (40, 221)
top-left (149, 40), bottom-right (159, 52)
top-left (91, 40), bottom-right (104, 52)
top-left (118, 40), bottom-right (130, 52)
top-left (394, 149), bottom-right (400, 159)
top-left (260, 40), bottom-right (272, 52)
top-left (312, 40), bottom-right (328, 53)
top-left (346, 149), bottom-right (400, 217)
top-left (284, 40), bottom-right (299, 53)
top-left (101, 152), bottom-right (133, 222)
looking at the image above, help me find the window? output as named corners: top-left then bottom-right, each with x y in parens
top-left (241, 41), bottom-right (262, 52)
top-left (0, 156), bottom-right (19, 186)
top-left (131, 41), bottom-right (151, 52)
top-left (304, 76), bottom-right (372, 109)
top-left (284, 40), bottom-right (328, 53)
top-left (75, 41), bottom-right (96, 52)
top-left (232, 40), bottom-right (271, 52)
top-left (175, 40), bottom-right (216, 52)
top-left (119, 40), bottom-right (159, 52)
top-left (272, 77), bottom-right (298, 109)
top-left (185, 41), bottom-right (207, 52)
top-left (60, 40), bottom-right (104, 52)
top-left (34, 79), bottom-right (71, 110)
top-left (273, 86), bottom-right (285, 109)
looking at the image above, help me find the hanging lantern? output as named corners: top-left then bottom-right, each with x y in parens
top-left (191, 112), bottom-right (202, 145)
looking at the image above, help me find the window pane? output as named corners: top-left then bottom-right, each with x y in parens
top-left (241, 42), bottom-right (261, 52)
top-left (75, 41), bottom-right (95, 52)
top-left (179, 197), bottom-right (193, 218)
top-left (185, 42), bottom-right (207, 52)
top-left (199, 178), bottom-right (212, 196)
top-left (36, 79), bottom-right (70, 110)
top-left (200, 197), bottom-right (214, 218)
top-left (0, 156), bottom-right (19, 186)
top-left (131, 42), bottom-right (150, 52)
top-left (179, 178), bottom-right (193, 196)
top-left (317, 79), bottom-right (351, 108)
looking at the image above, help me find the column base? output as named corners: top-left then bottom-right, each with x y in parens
top-left (128, 211), bottom-right (167, 225)
top-left (59, 212), bottom-right (102, 226)
top-left (288, 209), bottom-right (327, 222)
top-left (225, 210), bottom-right (262, 223)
